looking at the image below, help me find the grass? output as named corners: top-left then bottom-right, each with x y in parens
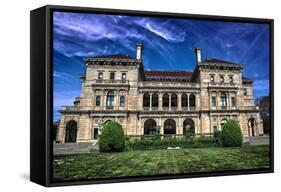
top-left (53, 145), bottom-right (270, 182)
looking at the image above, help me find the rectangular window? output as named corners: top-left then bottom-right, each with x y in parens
top-left (220, 75), bottom-right (224, 83)
top-left (210, 75), bottom-right (215, 84)
top-left (229, 76), bottom-right (234, 83)
top-left (98, 72), bottom-right (103, 80)
top-left (110, 72), bottom-right (115, 80)
top-left (231, 97), bottom-right (236, 106)
top-left (211, 96), bottom-right (216, 106)
top-left (120, 96), bottom-right (125, 106)
top-left (221, 96), bottom-right (227, 106)
top-left (95, 96), bottom-right (100, 106)
top-left (243, 89), bottom-right (247, 96)
top-left (121, 72), bottom-right (126, 80)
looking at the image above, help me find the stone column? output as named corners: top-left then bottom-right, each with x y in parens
top-left (227, 92), bottom-right (231, 109)
top-left (196, 93), bottom-right (200, 110)
top-left (139, 92), bottom-right (144, 110)
top-left (178, 93), bottom-right (182, 110)
top-left (103, 91), bottom-right (107, 109)
top-left (101, 89), bottom-right (105, 110)
top-left (116, 90), bottom-right (119, 110)
top-left (159, 117), bottom-right (163, 135)
top-left (149, 93), bottom-right (152, 111)
top-left (216, 91), bottom-right (220, 109)
top-left (159, 92), bottom-right (163, 111)
top-left (187, 94), bottom-right (190, 111)
top-left (169, 93), bottom-right (171, 111)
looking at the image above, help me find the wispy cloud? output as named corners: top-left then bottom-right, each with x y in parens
top-left (54, 71), bottom-right (74, 79)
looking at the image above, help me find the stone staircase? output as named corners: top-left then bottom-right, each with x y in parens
top-left (53, 141), bottom-right (99, 155)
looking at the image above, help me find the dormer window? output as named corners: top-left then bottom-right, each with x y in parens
top-left (243, 89), bottom-right (247, 96)
top-left (110, 72), bottom-right (115, 80)
top-left (210, 75), bottom-right (215, 84)
top-left (98, 72), bottom-right (103, 80)
top-left (229, 76), bottom-right (234, 84)
top-left (121, 72), bottom-right (127, 80)
top-left (220, 75), bottom-right (224, 83)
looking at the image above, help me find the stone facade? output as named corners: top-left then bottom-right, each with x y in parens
top-left (56, 44), bottom-right (263, 143)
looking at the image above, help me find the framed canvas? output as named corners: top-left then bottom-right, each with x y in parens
top-left (30, 5), bottom-right (274, 187)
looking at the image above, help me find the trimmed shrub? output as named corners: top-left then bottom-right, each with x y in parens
top-left (99, 121), bottom-right (125, 152)
top-left (213, 130), bottom-right (222, 146)
top-left (124, 136), bottom-right (132, 151)
top-left (221, 119), bottom-right (243, 147)
top-left (131, 135), bottom-right (218, 150)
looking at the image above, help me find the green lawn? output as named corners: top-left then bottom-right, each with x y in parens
top-left (53, 146), bottom-right (270, 182)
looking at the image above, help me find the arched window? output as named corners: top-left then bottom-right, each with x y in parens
top-left (221, 118), bottom-right (228, 128)
top-left (189, 94), bottom-right (196, 107)
top-left (171, 93), bottom-right (177, 107)
top-left (143, 93), bottom-right (150, 107)
top-left (106, 91), bottom-right (114, 107)
top-left (183, 118), bottom-right (195, 135)
top-left (144, 119), bottom-right (157, 135)
top-left (152, 93), bottom-right (158, 107)
top-left (65, 120), bottom-right (77, 143)
top-left (182, 93), bottom-right (188, 107)
top-left (164, 119), bottom-right (176, 135)
top-left (163, 93), bottom-right (169, 108)
top-left (248, 118), bottom-right (256, 136)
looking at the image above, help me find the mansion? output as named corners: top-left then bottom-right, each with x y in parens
top-left (56, 44), bottom-right (263, 143)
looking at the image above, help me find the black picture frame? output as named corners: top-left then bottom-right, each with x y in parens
top-left (30, 4), bottom-right (274, 187)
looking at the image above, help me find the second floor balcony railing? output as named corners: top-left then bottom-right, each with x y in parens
top-left (93, 79), bottom-right (129, 84)
top-left (208, 82), bottom-right (236, 87)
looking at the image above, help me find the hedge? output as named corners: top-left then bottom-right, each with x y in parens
top-left (130, 136), bottom-right (219, 151)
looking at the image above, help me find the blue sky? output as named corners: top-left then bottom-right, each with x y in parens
top-left (53, 11), bottom-right (270, 122)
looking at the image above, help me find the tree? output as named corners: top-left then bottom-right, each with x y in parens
top-left (99, 121), bottom-right (125, 152)
top-left (221, 119), bottom-right (243, 147)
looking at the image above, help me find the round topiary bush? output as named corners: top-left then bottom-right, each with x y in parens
top-left (221, 119), bottom-right (243, 147)
top-left (99, 121), bottom-right (125, 152)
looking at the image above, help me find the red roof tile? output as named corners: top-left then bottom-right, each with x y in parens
top-left (145, 70), bottom-right (193, 77)
top-left (93, 54), bottom-right (135, 59)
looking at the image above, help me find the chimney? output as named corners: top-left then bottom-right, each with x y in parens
top-left (195, 48), bottom-right (202, 64)
top-left (136, 43), bottom-right (143, 60)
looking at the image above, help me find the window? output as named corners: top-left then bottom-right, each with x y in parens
top-left (211, 96), bottom-right (216, 106)
top-left (210, 75), bottom-right (215, 84)
top-left (121, 72), bottom-right (126, 80)
top-left (213, 126), bottom-right (218, 132)
top-left (106, 91), bottom-right (114, 107)
top-left (231, 97), bottom-right (236, 106)
top-left (243, 89), bottom-right (247, 96)
top-left (110, 72), bottom-right (115, 80)
top-left (220, 93), bottom-right (227, 107)
top-left (98, 72), bottom-right (103, 80)
top-left (220, 75), bottom-right (224, 83)
top-left (221, 119), bottom-right (228, 127)
top-left (163, 93), bottom-right (169, 108)
top-left (120, 96), bottom-right (125, 106)
top-left (229, 76), bottom-right (234, 83)
top-left (95, 96), bottom-right (101, 106)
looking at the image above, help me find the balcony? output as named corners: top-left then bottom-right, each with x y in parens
top-left (208, 82), bottom-right (236, 88)
top-left (139, 81), bottom-right (200, 88)
top-left (93, 79), bottom-right (129, 85)
top-left (60, 106), bottom-right (80, 112)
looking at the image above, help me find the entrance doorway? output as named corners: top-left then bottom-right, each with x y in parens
top-left (65, 120), bottom-right (77, 143)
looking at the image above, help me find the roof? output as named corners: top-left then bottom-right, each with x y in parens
top-left (204, 58), bottom-right (238, 65)
top-left (242, 76), bottom-right (253, 84)
top-left (92, 54), bottom-right (135, 59)
top-left (144, 70), bottom-right (193, 81)
top-left (145, 70), bottom-right (193, 77)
